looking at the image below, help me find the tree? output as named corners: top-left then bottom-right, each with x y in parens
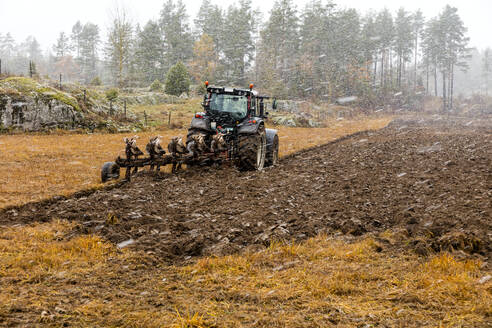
top-left (194, 1), bottom-right (224, 59)
top-left (435, 5), bottom-right (470, 111)
top-left (190, 33), bottom-right (217, 84)
top-left (53, 32), bottom-right (71, 59)
top-left (257, 0), bottom-right (299, 97)
top-left (160, 0), bottom-right (193, 73)
top-left (222, 0), bottom-right (255, 85)
top-left (23, 36), bottom-right (42, 62)
top-left (165, 62), bottom-right (190, 96)
top-left (394, 8), bottom-right (413, 88)
top-left (361, 13), bottom-right (378, 84)
top-left (134, 20), bottom-right (164, 84)
top-left (105, 4), bottom-right (133, 87)
top-left (79, 23), bottom-right (100, 83)
top-left (71, 21), bottom-right (83, 58)
top-left (375, 9), bottom-right (394, 88)
top-left (482, 48), bottom-right (492, 96)
top-left (422, 17), bottom-right (440, 96)
top-left (412, 10), bottom-right (425, 89)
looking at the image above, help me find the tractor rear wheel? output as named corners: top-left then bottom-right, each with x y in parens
top-left (101, 162), bottom-right (120, 183)
top-left (236, 125), bottom-right (267, 171)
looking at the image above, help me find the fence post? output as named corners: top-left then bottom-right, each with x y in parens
top-left (124, 100), bottom-right (127, 118)
top-left (59, 73), bottom-right (62, 90)
top-left (144, 111), bottom-right (147, 126)
top-left (168, 111), bottom-right (171, 127)
top-left (83, 90), bottom-right (86, 102)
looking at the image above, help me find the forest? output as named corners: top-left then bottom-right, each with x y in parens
top-left (0, 0), bottom-right (490, 110)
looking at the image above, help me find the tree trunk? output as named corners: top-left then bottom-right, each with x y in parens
top-left (381, 49), bottom-right (385, 88)
top-left (373, 51), bottom-right (378, 85)
top-left (390, 51), bottom-right (393, 88)
top-left (450, 64), bottom-right (454, 111)
top-left (426, 62), bottom-right (429, 95)
top-left (434, 65), bottom-right (438, 97)
top-left (442, 71), bottom-right (447, 113)
top-left (414, 36), bottom-right (418, 91)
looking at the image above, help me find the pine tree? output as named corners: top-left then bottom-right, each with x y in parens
top-left (165, 61), bottom-right (190, 96)
top-left (71, 21), bottom-right (83, 59)
top-left (394, 8), bottom-right (413, 88)
top-left (23, 36), bottom-right (42, 62)
top-left (159, 0), bottom-right (193, 73)
top-left (412, 10), bottom-right (425, 89)
top-left (53, 32), bottom-right (71, 59)
top-left (482, 48), bottom-right (492, 96)
top-left (257, 0), bottom-right (299, 97)
top-left (422, 17), bottom-right (440, 96)
top-left (134, 20), bottom-right (165, 84)
top-left (435, 5), bottom-right (470, 111)
top-left (375, 9), bottom-right (394, 88)
top-left (297, 0), bottom-right (332, 98)
top-left (194, 1), bottom-right (224, 59)
top-left (222, 0), bottom-right (255, 86)
top-left (79, 23), bottom-right (100, 83)
top-left (361, 13), bottom-right (378, 84)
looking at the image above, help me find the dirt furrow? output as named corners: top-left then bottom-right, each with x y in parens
top-left (1, 117), bottom-right (491, 263)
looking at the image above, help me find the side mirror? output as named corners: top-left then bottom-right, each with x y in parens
top-left (272, 98), bottom-right (277, 110)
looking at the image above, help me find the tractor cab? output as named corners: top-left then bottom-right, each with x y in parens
top-left (201, 83), bottom-right (271, 128)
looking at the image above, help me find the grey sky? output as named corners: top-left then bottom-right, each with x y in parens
top-left (0, 0), bottom-right (490, 52)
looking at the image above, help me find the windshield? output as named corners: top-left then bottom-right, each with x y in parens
top-left (209, 94), bottom-right (248, 120)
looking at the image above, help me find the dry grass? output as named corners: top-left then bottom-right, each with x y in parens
top-left (0, 221), bottom-right (490, 327)
top-left (0, 116), bottom-right (391, 208)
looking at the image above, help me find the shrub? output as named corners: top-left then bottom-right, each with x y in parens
top-left (105, 88), bottom-right (119, 102)
top-left (149, 79), bottom-right (163, 92)
top-left (165, 62), bottom-right (190, 96)
top-left (90, 77), bottom-right (102, 86)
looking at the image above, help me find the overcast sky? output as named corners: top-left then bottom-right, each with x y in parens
top-left (0, 0), bottom-right (490, 52)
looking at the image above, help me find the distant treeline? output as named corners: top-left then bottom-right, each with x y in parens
top-left (0, 0), bottom-right (490, 110)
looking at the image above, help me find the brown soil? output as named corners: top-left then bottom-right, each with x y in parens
top-left (1, 116), bottom-right (491, 263)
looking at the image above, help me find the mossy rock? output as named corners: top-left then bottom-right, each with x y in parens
top-left (0, 77), bottom-right (80, 111)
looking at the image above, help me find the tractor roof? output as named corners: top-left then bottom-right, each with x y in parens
top-left (207, 86), bottom-right (270, 99)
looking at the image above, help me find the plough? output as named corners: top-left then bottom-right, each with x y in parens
top-left (101, 82), bottom-right (280, 183)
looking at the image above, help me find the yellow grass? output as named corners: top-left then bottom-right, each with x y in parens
top-left (0, 221), bottom-right (489, 327)
top-left (0, 117), bottom-right (391, 208)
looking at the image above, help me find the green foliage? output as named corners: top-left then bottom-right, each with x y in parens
top-left (105, 88), bottom-right (119, 102)
top-left (90, 77), bottom-right (102, 86)
top-left (134, 21), bottom-right (165, 84)
top-left (159, 0), bottom-right (193, 73)
top-left (149, 79), bottom-right (163, 92)
top-left (165, 62), bottom-right (190, 96)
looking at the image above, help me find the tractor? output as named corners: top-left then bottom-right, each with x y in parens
top-left (101, 82), bottom-right (279, 182)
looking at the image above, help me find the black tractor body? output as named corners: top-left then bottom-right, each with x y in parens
top-left (187, 85), bottom-right (279, 171)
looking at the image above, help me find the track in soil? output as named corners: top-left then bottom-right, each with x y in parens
top-left (1, 116), bottom-right (491, 263)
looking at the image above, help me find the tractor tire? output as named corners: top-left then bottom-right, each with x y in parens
top-left (265, 134), bottom-right (279, 167)
top-left (236, 125), bottom-right (267, 171)
top-left (101, 162), bottom-right (120, 183)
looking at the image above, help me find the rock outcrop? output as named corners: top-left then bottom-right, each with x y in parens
top-left (0, 77), bottom-right (84, 130)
